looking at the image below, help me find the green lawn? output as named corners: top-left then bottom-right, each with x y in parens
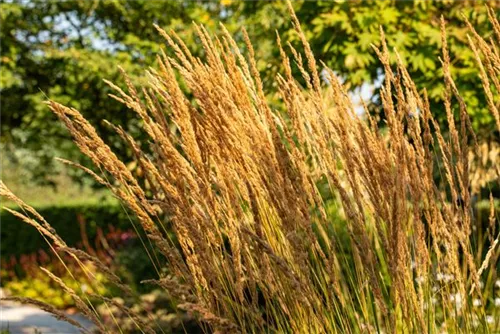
top-left (1, 156), bottom-right (112, 208)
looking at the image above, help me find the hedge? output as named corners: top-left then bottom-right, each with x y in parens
top-left (1, 200), bottom-right (137, 257)
top-left (1, 197), bottom-right (497, 259)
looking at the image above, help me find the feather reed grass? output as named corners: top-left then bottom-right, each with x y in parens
top-left (1, 3), bottom-right (499, 333)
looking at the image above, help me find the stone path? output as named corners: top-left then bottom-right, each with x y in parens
top-left (0, 300), bottom-right (94, 334)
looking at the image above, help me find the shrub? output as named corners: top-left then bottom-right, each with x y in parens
top-left (4, 264), bottom-right (108, 309)
top-left (1, 2), bottom-right (499, 333)
top-left (97, 290), bottom-right (202, 334)
top-left (0, 202), bottom-right (150, 309)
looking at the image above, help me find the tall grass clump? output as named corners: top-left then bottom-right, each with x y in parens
top-left (1, 3), bottom-right (499, 333)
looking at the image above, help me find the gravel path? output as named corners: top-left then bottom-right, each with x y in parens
top-left (0, 300), bottom-right (94, 334)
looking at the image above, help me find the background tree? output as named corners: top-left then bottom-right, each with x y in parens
top-left (229, 0), bottom-right (499, 135)
top-left (1, 0), bottom-right (227, 184)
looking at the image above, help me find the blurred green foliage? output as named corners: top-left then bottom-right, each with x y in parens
top-left (1, 0), bottom-right (498, 185)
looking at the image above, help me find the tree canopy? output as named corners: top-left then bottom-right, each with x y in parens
top-left (231, 1), bottom-right (499, 131)
top-left (1, 0), bottom-right (498, 184)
